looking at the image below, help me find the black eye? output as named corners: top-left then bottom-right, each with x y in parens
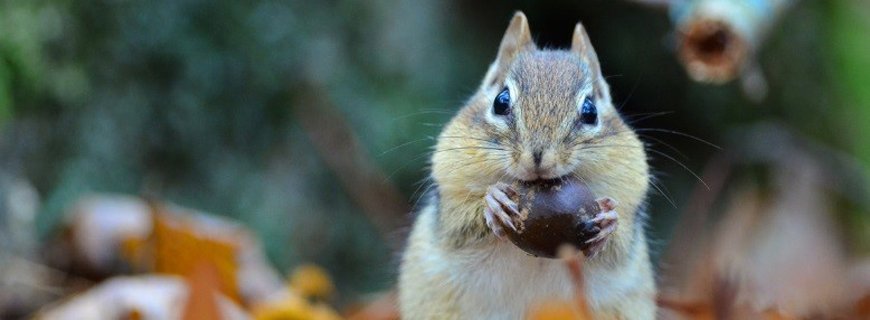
top-left (493, 88), bottom-right (511, 116)
top-left (580, 97), bottom-right (598, 125)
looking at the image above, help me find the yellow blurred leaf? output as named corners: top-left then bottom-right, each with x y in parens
top-left (251, 291), bottom-right (312, 320)
top-left (309, 303), bottom-right (343, 320)
top-left (251, 288), bottom-right (344, 320)
top-left (289, 264), bottom-right (335, 300)
top-left (526, 300), bottom-right (588, 320)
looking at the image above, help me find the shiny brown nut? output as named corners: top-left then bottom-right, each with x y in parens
top-left (503, 178), bottom-right (600, 258)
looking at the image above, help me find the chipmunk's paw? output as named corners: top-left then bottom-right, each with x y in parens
top-left (484, 182), bottom-right (521, 240)
top-left (584, 197), bottom-right (618, 257)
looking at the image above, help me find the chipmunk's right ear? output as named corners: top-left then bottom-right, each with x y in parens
top-left (572, 21), bottom-right (610, 100)
top-left (482, 11), bottom-right (535, 88)
top-left (571, 22), bottom-right (601, 79)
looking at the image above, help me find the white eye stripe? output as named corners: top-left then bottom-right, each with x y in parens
top-left (504, 78), bottom-right (520, 103)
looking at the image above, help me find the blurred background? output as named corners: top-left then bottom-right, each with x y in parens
top-left (0, 0), bottom-right (869, 319)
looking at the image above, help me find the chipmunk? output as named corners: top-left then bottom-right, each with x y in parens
top-left (398, 12), bottom-right (656, 320)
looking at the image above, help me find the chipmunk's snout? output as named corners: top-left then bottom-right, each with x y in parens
top-left (532, 149), bottom-right (543, 167)
top-left (514, 146), bottom-right (559, 181)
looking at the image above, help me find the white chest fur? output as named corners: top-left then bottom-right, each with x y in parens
top-left (436, 242), bottom-right (573, 319)
top-left (427, 239), bottom-right (649, 319)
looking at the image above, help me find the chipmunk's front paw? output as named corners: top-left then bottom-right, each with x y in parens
top-left (484, 182), bottom-right (521, 240)
top-left (584, 197), bottom-right (619, 257)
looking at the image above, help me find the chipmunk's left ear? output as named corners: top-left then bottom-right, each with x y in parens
top-left (572, 22), bottom-right (609, 100)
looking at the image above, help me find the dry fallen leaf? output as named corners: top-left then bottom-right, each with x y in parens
top-left (63, 195), bottom-right (287, 306)
top-left (34, 275), bottom-right (187, 320)
top-left (151, 204), bottom-right (242, 303)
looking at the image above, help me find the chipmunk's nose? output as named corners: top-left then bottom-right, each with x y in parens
top-left (532, 149), bottom-right (543, 167)
top-left (517, 147), bottom-right (556, 181)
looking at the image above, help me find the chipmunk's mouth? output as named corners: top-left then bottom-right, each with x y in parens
top-left (506, 164), bottom-right (574, 185)
top-left (515, 174), bottom-right (572, 186)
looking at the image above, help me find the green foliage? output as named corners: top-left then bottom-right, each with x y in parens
top-left (827, 0), bottom-right (870, 170)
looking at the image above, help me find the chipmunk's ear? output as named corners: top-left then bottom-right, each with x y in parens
top-left (572, 21), bottom-right (609, 100)
top-left (482, 11), bottom-right (535, 88)
top-left (571, 22), bottom-right (601, 78)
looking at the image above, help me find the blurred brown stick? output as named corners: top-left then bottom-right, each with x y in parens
top-left (293, 85), bottom-right (410, 247)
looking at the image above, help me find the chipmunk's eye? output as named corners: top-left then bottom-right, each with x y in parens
top-left (580, 97), bottom-right (598, 125)
top-left (493, 88), bottom-right (511, 116)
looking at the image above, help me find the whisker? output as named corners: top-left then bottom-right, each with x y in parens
top-left (648, 177), bottom-right (677, 208)
top-left (387, 142), bottom-right (510, 184)
top-left (380, 135), bottom-right (504, 158)
top-left (570, 172), bottom-right (593, 193)
top-left (438, 136), bottom-right (501, 144)
top-left (579, 156), bottom-right (651, 185)
top-left (577, 144), bottom-right (643, 151)
top-left (432, 146), bottom-right (508, 154)
top-left (378, 137), bottom-right (433, 157)
top-left (462, 162), bottom-right (508, 203)
top-left (412, 181), bottom-right (439, 211)
top-left (616, 75), bottom-right (642, 112)
top-left (644, 148), bottom-right (710, 190)
top-left (384, 151), bottom-right (438, 184)
top-left (411, 155), bottom-right (511, 209)
top-left (635, 128), bottom-right (722, 150)
top-left (493, 158), bottom-right (515, 185)
top-left (577, 146), bottom-right (679, 209)
top-left (391, 109), bottom-right (454, 122)
top-left (623, 111), bottom-right (675, 125)
top-left (639, 134), bottom-right (689, 160)
top-left (410, 176), bottom-right (434, 209)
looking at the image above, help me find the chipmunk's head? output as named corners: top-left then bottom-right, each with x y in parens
top-left (433, 12), bottom-right (649, 208)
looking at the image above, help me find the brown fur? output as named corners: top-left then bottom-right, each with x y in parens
top-left (399, 11), bottom-right (656, 319)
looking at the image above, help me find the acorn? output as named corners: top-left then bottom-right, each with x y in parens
top-left (503, 178), bottom-right (601, 258)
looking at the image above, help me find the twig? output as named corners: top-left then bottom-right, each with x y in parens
top-left (293, 84), bottom-right (411, 248)
top-left (558, 245), bottom-right (591, 318)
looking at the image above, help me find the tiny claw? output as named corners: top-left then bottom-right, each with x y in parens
top-left (595, 197), bottom-right (618, 211)
top-left (497, 193), bottom-right (521, 216)
top-left (488, 184), bottom-right (520, 215)
top-left (586, 224), bottom-right (615, 244)
top-left (484, 194), bottom-right (517, 231)
top-left (589, 209), bottom-right (617, 223)
top-left (584, 240), bottom-right (607, 258)
top-left (583, 197), bottom-right (619, 256)
top-left (502, 184), bottom-right (519, 198)
top-left (484, 182), bottom-right (523, 238)
top-left (484, 207), bottom-right (507, 240)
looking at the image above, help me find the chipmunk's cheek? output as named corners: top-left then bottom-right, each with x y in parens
top-left (557, 151), bottom-right (580, 173)
top-left (551, 163), bottom-right (572, 180)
